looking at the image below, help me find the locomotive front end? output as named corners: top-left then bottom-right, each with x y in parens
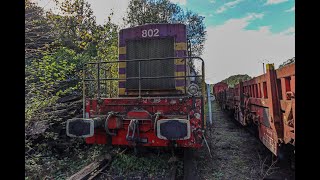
top-left (66, 23), bottom-right (206, 148)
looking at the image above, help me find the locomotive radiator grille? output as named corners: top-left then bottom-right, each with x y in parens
top-left (126, 38), bottom-right (175, 90)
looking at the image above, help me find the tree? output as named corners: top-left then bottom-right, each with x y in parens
top-left (184, 10), bottom-right (206, 56)
top-left (46, 0), bottom-right (98, 53)
top-left (25, 0), bottom-right (55, 63)
top-left (124, 0), bottom-right (206, 56)
top-left (222, 74), bottom-right (252, 88)
top-left (25, 1), bottom-right (120, 178)
top-left (25, 0), bottom-right (120, 120)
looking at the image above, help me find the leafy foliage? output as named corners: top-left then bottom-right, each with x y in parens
top-left (25, 0), bottom-right (119, 179)
top-left (46, 0), bottom-right (97, 52)
top-left (124, 0), bottom-right (206, 56)
top-left (25, 0), bottom-right (55, 62)
top-left (124, 0), bottom-right (183, 26)
top-left (25, 0), bottom-right (119, 118)
top-left (221, 74), bottom-right (252, 88)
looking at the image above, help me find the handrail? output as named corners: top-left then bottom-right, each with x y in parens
top-left (83, 56), bottom-right (204, 65)
top-left (83, 56), bottom-right (205, 99)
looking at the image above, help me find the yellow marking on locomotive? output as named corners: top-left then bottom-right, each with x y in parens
top-left (175, 71), bottom-right (185, 77)
top-left (174, 58), bottom-right (185, 65)
top-left (119, 62), bottom-right (126, 68)
top-left (119, 88), bottom-right (126, 95)
top-left (175, 43), bottom-right (187, 50)
top-left (119, 74), bottom-right (126, 79)
top-left (176, 86), bottom-right (185, 93)
top-left (119, 47), bottom-right (126, 55)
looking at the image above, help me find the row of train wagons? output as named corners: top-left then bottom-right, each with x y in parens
top-left (214, 63), bottom-right (295, 159)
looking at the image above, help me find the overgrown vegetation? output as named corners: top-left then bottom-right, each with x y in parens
top-left (221, 74), bottom-right (252, 88)
top-left (25, 0), bottom-right (119, 178)
top-left (25, 0), bottom-right (119, 122)
top-left (109, 152), bottom-right (171, 178)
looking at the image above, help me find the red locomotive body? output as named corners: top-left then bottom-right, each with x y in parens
top-left (66, 24), bottom-right (206, 149)
top-left (83, 97), bottom-right (204, 148)
top-left (215, 63), bottom-right (295, 158)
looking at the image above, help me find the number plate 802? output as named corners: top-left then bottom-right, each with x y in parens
top-left (142, 29), bottom-right (159, 37)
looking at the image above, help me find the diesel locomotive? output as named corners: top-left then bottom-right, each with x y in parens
top-left (66, 23), bottom-right (207, 149)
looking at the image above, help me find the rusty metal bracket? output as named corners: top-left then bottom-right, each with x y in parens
top-left (153, 112), bottom-right (161, 136)
top-left (105, 112), bottom-right (117, 136)
top-left (126, 119), bottom-right (140, 142)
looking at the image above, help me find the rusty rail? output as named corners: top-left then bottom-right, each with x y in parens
top-left (67, 155), bottom-right (112, 180)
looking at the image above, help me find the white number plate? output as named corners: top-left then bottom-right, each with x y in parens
top-left (142, 29), bottom-right (159, 37)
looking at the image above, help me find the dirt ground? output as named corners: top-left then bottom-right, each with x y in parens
top-left (194, 100), bottom-right (295, 180)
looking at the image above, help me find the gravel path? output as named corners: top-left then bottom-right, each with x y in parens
top-left (194, 100), bottom-right (295, 180)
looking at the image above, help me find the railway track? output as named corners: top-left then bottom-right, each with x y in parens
top-left (183, 149), bottom-right (198, 180)
top-left (67, 148), bottom-right (126, 180)
top-left (166, 148), bottom-right (199, 180)
top-left (67, 147), bottom-right (198, 180)
top-left (67, 154), bottom-right (112, 180)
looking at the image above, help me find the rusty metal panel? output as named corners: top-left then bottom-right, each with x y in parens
top-left (262, 108), bottom-right (271, 128)
top-left (260, 125), bottom-right (278, 155)
top-left (276, 63), bottom-right (295, 78)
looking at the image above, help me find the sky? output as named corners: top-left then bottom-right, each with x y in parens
top-left (33, 0), bottom-right (295, 84)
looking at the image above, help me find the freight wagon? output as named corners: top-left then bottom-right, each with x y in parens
top-left (215, 63), bottom-right (295, 168)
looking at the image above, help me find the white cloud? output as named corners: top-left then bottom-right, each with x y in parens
top-left (86, 0), bottom-right (130, 25)
top-left (244, 13), bottom-right (264, 20)
top-left (203, 13), bottom-right (295, 84)
top-left (285, 6), bottom-right (295, 12)
top-left (170, 0), bottom-right (187, 5)
top-left (258, 26), bottom-right (272, 34)
top-left (280, 26), bottom-right (295, 35)
top-left (210, 0), bottom-right (216, 3)
top-left (33, 0), bottom-right (130, 25)
top-left (216, 7), bottom-right (226, 14)
top-left (216, 0), bottom-right (243, 14)
top-left (265, 0), bottom-right (288, 5)
top-left (217, 13), bottom-right (264, 30)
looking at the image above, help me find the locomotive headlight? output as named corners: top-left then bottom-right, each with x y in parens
top-left (187, 83), bottom-right (200, 96)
